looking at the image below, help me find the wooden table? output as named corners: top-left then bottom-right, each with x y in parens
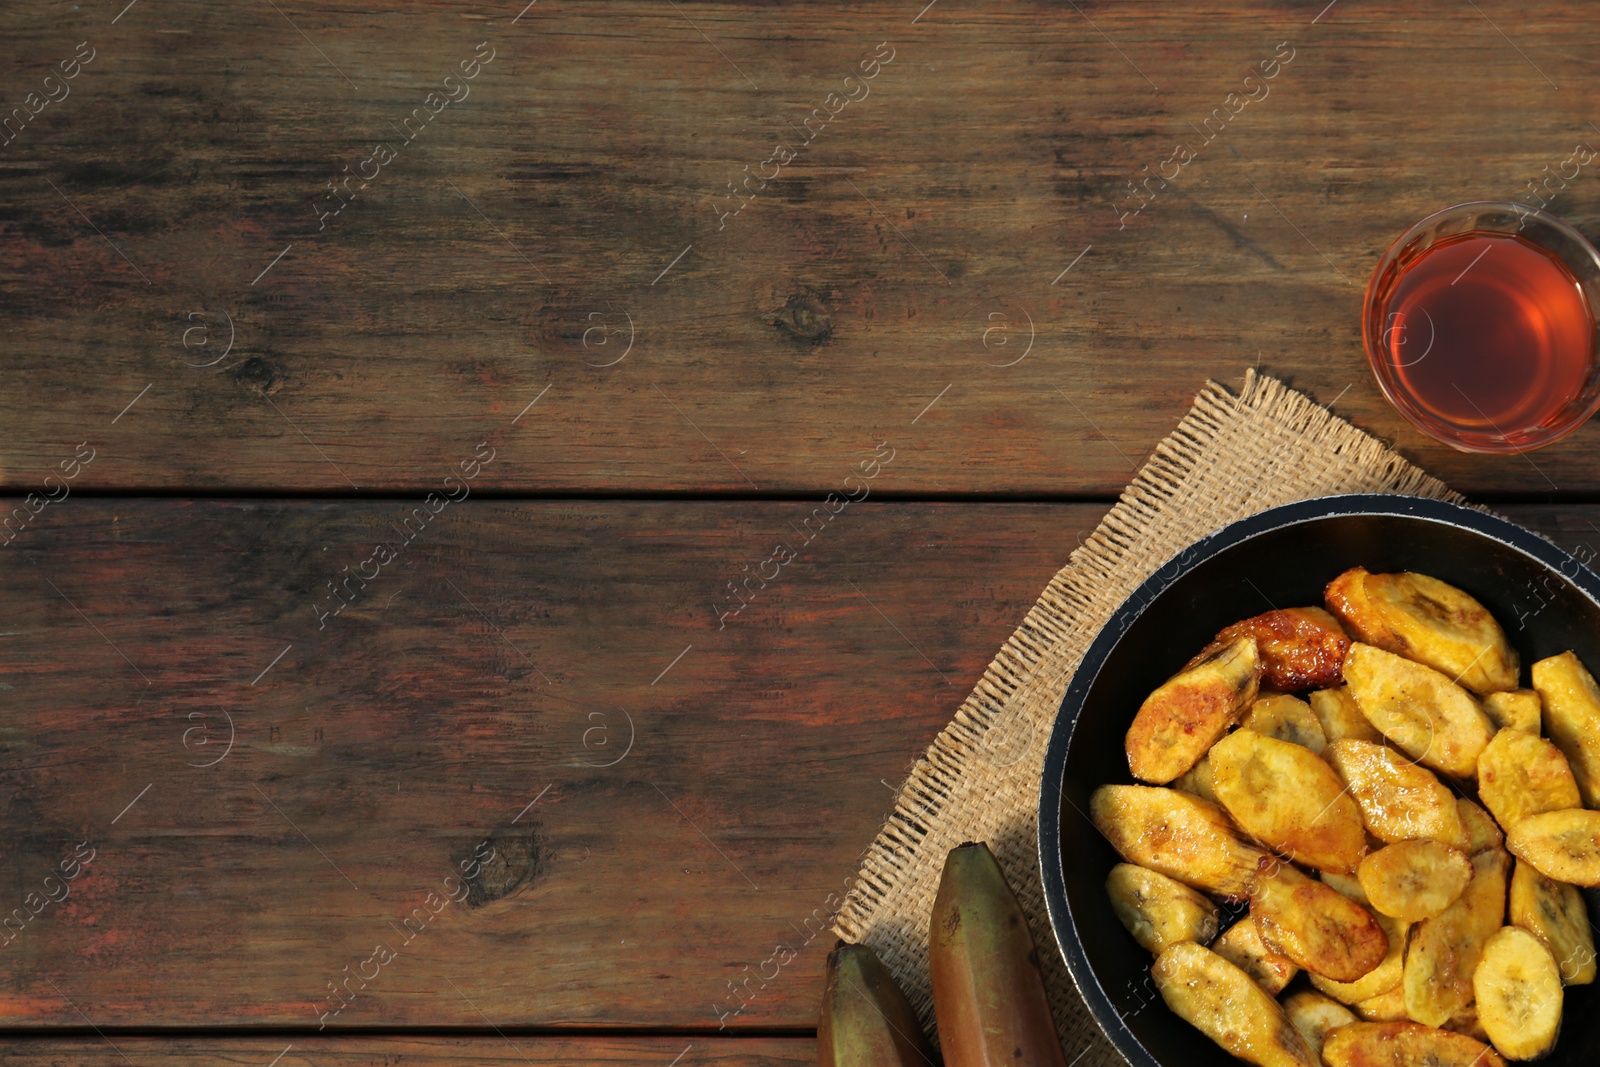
top-left (4, 1), bottom-right (1600, 1062)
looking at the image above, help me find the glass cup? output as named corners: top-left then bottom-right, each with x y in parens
top-left (1363, 201), bottom-right (1600, 453)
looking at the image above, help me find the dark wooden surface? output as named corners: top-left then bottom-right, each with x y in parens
top-left (6, 0), bottom-right (1600, 1062)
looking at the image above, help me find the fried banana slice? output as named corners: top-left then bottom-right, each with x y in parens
top-left (1126, 635), bottom-right (1261, 784)
top-left (1506, 808), bottom-right (1600, 887)
top-left (1357, 840), bottom-right (1472, 922)
top-left (1210, 607), bottom-right (1351, 692)
top-left (1321, 1021), bottom-right (1508, 1067)
top-left (1090, 785), bottom-right (1268, 900)
top-left (1212, 917), bottom-right (1297, 995)
top-left (1171, 755), bottom-right (1219, 804)
top-left (1250, 862), bottom-right (1388, 982)
top-left (1342, 643), bottom-right (1495, 779)
top-left (1531, 651), bottom-right (1600, 807)
top-left (1309, 686), bottom-right (1384, 744)
top-left (1473, 926), bottom-right (1563, 1061)
top-left (1106, 863), bottom-right (1220, 955)
top-left (1210, 728), bottom-right (1367, 873)
top-left (1349, 985), bottom-right (1408, 1022)
top-left (1478, 728), bottom-right (1582, 829)
top-left (1308, 910), bottom-right (1408, 1005)
top-left (1281, 990), bottom-right (1356, 1062)
top-left (1150, 942), bottom-right (1317, 1067)
top-left (1325, 568), bottom-right (1519, 694)
top-left (1403, 848), bottom-right (1510, 1027)
top-left (1320, 869), bottom-right (1370, 904)
top-left (1444, 1005), bottom-right (1490, 1043)
top-left (1458, 798), bottom-right (1505, 856)
top-left (1482, 688), bottom-right (1542, 735)
top-left (1324, 740), bottom-right (1468, 847)
top-left (1243, 693), bottom-right (1328, 754)
top-left (1510, 858), bottom-right (1597, 985)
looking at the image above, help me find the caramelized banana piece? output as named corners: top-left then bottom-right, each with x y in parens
top-left (1510, 858), bottom-right (1597, 985)
top-left (1477, 728), bottom-right (1582, 829)
top-left (1250, 862), bottom-right (1388, 983)
top-left (1473, 926), bottom-right (1563, 1061)
top-left (1444, 1004), bottom-right (1490, 1043)
top-left (1458, 798), bottom-right (1505, 856)
top-left (1307, 910), bottom-right (1408, 1005)
top-left (1321, 1021), bottom-right (1508, 1067)
top-left (1212, 917), bottom-right (1297, 995)
top-left (1357, 840), bottom-right (1472, 922)
top-left (1150, 942), bottom-right (1318, 1067)
top-left (1210, 607), bottom-right (1351, 692)
top-left (1402, 847), bottom-right (1510, 1028)
top-left (1171, 755), bottom-right (1219, 804)
top-left (1243, 693), bottom-right (1328, 754)
top-left (1531, 651), bottom-right (1600, 807)
top-left (1325, 568), bottom-right (1519, 694)
top-left (1281, 990), bottom-right (1356, 1061)
top-left (1308, 686), bottom-right (1384, 744)
top-left (1342, 643), bottom-right (1495, 779)
top-left (1482, 688), bottom-right (1542, 734)
top-left (1210, 728), bottom-right (1367, 874)
top-left (1505, 808), bottom-right (1600, 886)
top-left (1349, 985), bottom-right (1409, 1022)
top-left (1125, 635), bottom-right (1261, 784)
top-left (1105, 863), bottom-right (1220, 955)
top-left (1090, 785), bottom-right (1268, 900)
top-left (1324, 740), bottom-right (1468, 847)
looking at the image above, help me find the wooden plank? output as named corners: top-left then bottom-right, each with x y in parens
top-left (0, 498), bottom-right (1091, 1026)
top-left (4, 1), bottom-right (1600, 494)
top-left (0, 1036), bottom-right (812, 1065)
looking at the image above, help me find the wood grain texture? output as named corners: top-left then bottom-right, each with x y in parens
top-left (0, 498), bottom-right (1090, 1026)
top-left (0, 1036), bottom-right (812, 1065)
top-left (4, 0), bottom-right (1600, 494)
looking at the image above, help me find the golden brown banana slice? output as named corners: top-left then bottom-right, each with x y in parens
top-left (1342, 643), bottom-right (1495, 779)
top-left (1243, 693), bottom-right (1328, 754)
top-left (1510, 858), bottom-right (1596, 985)
top-left (1444, 1004), bottom-right (1491, 1043)
top-left (1478, 728), bottom-right (1582, 829)
top-left (1473, 926), bottom-right (1563, 1061)
top-left (1090, 785), bottom-right (1268, 900)
top-left (1212, 917), bottom-right (1297, 995)
top-left (1307, 910), bottom-right (1407, 1005)
top-left (1458, 798), bottom-right (1505, 856)
top-left (1324, 740), bottom-right (1468, 847)
top-left (1281, 990), bottom-right (1356, 1061)
top-left (1357, 840), bottom-right (1472, 922)
top-left (1125, 635), bottom-right (1261, 784)
top-left (1482, 688), bottom-right (1542, 734)
top-left (1325, 568), bottom-right (1519, 694)
top-left (1320, 869), bottom-right (1370, 905)
top-left (1403, 848), bottom-right (1510, 1028)
top-left (1349, 985), bottom-right (1409, 1022)
top-left (1250, 861), bottom-right (1388, 982)
top-left (1531, 651), bottom-right (1600, 807)
top-left (1506, 808), bottom-right (1600, 887)
top-left (1171, 755), bottom-right (1219, 804)
top-left (1321, 1021), bottom-right (1508, 1067)
top-left (1210, 607), bottom-right (1351, 692)
top-left (1150, 942), bottom-right (1317, 1067)
top-left (1308, 686), bottom-right (1384, 744)
top-left (1210, 728), bottom-right (1367, 874)
top-left (1105, 863), bottom-right (1220, 955)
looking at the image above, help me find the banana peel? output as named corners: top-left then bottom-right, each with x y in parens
top-left (930, 841), bottom-right (1068, 1067)
top-left (818, 941), bottom-right (940, 1067)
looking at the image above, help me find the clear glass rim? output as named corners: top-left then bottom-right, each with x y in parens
top-left (1362, 200), bottom-right (1600, 454)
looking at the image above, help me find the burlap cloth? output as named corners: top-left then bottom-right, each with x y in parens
top-left (833, 370), bottom-right (1464, 1064)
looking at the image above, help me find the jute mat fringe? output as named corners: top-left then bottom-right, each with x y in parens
top-left (833, 370), bottom-right (1462, 1064)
